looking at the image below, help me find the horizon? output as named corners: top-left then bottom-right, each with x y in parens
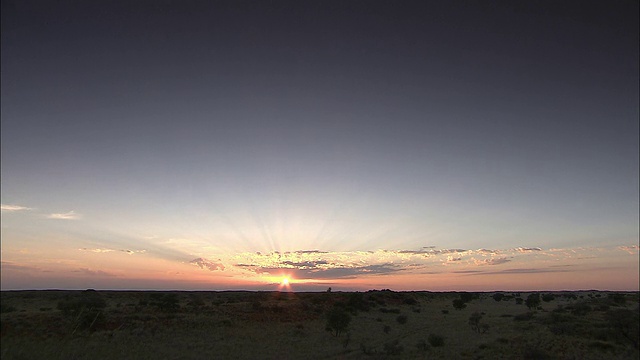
top-left (2, 1), bottom-right (638, 292)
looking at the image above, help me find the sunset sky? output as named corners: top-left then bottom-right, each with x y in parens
top-left (2, 0), bottom-right (638, 291)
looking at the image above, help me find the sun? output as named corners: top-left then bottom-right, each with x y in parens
top-left (277, 276), bottom-right (292, 291)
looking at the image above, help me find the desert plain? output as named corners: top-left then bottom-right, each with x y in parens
top-left (1, 289), bottom-right (638, 359)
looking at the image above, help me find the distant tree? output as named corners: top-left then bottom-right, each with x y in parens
top-left (492, 293), bottom-right (505, 302)
top-left (325, 307), bottom-right (351, 337)
top-left (525, 293), bottom-right (541, 310)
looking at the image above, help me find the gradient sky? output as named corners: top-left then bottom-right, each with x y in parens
top-left (2, 0), bottom-right (638, 291)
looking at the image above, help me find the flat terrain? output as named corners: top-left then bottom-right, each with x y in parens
top-left (1, 289), bottom-right (638, 359)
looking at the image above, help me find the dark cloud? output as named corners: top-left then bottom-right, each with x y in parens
top-left (235, 262), bottom-right (403, 279)
top-left (481, 257), bottom-right (511, 266)
top-left (280, 260), bottom-right (328, 269)
top-left (190, 258), bottom-right (225, 271)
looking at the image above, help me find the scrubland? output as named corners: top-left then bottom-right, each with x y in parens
top-left (1, 289), bottom-right (638, 359)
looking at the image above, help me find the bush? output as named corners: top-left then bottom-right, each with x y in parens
top-left (525, 293), bottom-right (541, 310)
top-left (453, 299), bottom-right (467, 310)
top-left (469, 312), bottom-right (483, 333)
top-left (492, 293), bottom-right (505, 302)
top-left (396, 315), bottom-right (408, 324)
top-left (515, 298), bottom-right (524, 305)
top-left (428, 333), bottom-right (445, 347)
top-left (542, 294), bottom-right (555, 302)
top-left (325, 307), bottom-right (351, 337)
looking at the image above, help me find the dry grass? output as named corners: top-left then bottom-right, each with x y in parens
top-left (1, 290), bottom-right (638, 359)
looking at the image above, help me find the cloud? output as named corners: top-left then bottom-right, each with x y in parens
top-left (1, 204), bottom-right (32, 212)
top-left (120, 249), bottom-right (146, 255)
top-left (618, 245), bottom-right (639, 254)
top-left (473, 257), bottom-right (512, 266)
top-left (79, 248), bottom-right (114, 253)
top-left (236, 262), bottom-right (402, 279)
top-left (190, 258), bottom-right (225, 271)
top-left (46, 211), bottom-right (81, 220)
top-left (72, 268), bottom-right (115, 277)
top-left (467, 267), bottom-right (571, 275)
top-left (513, 247), bottom-right (542, 253)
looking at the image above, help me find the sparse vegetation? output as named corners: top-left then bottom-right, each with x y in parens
top-left (0, 290), bottom-right (637, 359)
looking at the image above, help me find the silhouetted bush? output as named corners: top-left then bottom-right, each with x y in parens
top-left (396, 314), bottom-right (408, 324)
top-left (452, 299), bottom-right (466, 310)
top-left (542, 294), bottom-right (555, 302)
top-left (515, 298), bottom-right (524, 305)
top-left (525, 293), bottom-right (540, 310)
top-left (325, 307), bottom-right (351, 337)
top-left (459, 292), bottom-right (477, 303)
top-left (442, 309), bottom-right (449, 314)
top-left (428, 333), bottom-right (445, 347)
top-left (492, 293), bottom-right (504, 302)
top-left (469, 312), bottom-right (487, 333)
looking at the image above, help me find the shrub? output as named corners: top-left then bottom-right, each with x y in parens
top-left (492, 293), bottom-right (505, 302)
top-left (453, 299), bottom-right (467, 310)
top-left (383, 325), bottom-right (391, 334)
top-left (442, 309), bottom-right (449, 314)
top-left (428, 334), bottom-right (445, 347)
top-left (325, 307), bottom-right (351, 337)
top-left (515, 298), bottom-right (524, 305)
top-left (396, 315), bottom-right (408, 324)
top-left (469, 312), bottom-right (483, 333)
top-left (525, 293), bottom-right (541, 310)
top-left (459, 292), bottom-right (477, 304)
top-left (542, 294), bottom-right (555, 302)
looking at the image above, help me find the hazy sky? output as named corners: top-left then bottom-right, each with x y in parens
top-left (2, 0), bottom-right (638, 291)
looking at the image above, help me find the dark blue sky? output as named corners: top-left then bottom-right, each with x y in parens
top-left (2, 0), bottom-right (638, 257)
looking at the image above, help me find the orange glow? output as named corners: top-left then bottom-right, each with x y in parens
top-left (277, 276), bottom-right (292, 291)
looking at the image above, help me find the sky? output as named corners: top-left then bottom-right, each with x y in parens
top-left (1, 0), bottom-right (638, 291)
